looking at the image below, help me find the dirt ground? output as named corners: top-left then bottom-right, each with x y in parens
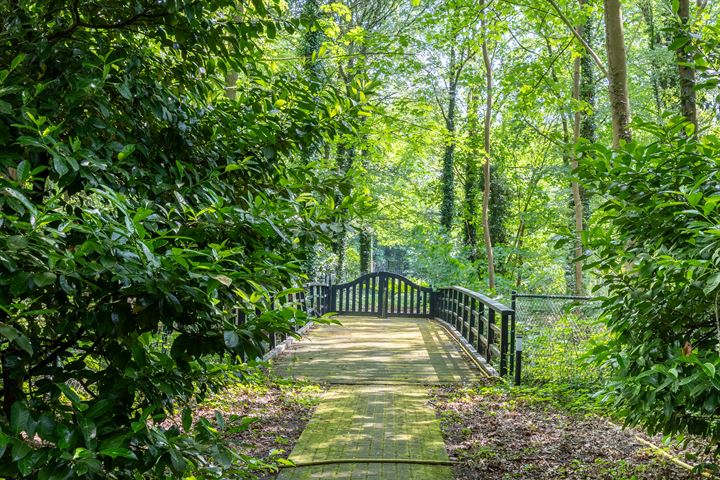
top-left (429, 382), bottom-right (703, 480)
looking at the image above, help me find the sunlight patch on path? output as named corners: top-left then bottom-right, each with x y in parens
top-left (273, 316), bottom-right (483, 384)
top-left (274, 316), bottom-right (481, 480)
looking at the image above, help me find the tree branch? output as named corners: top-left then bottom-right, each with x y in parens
top-left (48, 2), bottom-right (166, 41)
top-left (544, 0), bottom-right (609, 78)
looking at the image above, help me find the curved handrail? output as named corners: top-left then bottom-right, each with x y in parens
top-left (439, 285), bottom-right (512, 313)
top-left (383, 272), bottom-right (433, 292)
top-left (334, 271), bottom-right (431, 292)
top-left (333, 272), bottom-right (380, 289)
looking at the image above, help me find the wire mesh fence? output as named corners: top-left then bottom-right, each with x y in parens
top-left (512, 293), bottom-right (606, 386)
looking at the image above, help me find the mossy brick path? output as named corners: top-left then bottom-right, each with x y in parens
top-left (274, 316), bottom-right (486, 479)
top-left (273, 316), bottom-right (482, 384)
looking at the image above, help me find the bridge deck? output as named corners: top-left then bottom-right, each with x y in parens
top-left (273, 316), bottom-right (486, 479)
top-left (274, 316), bottom-right (486, 384)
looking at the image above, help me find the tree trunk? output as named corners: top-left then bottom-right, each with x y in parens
top-left (440, 45), bottom-right (458, 231)
top-left (359, 227), bottom-right (372, 275)
top-left (604, 0), bottom-right (632, 147)
top-left (571, 53), bottom-right (585, 296)
top-left (301, 0), bottom-right (323, 89)
top-left (2, 350), bottom-right (24, 419)
top-left (463, 88), bottom-right (480, 260)
top-left (640, 1), bottom-right (664, 115)
top-left (676, 0), bottom-right (698, 128)
top-left (225, 72), bottom-right (238, 100)
top-left (480, 4), bottom-right (496, 291)
top-left (515, 221), bottom-right (526, 288)
top-left (333, 145), bottom-right (355, 280)
top-left (544, 38), bottom-right (578, 294)
top-left (569, 0), bottom-right (595, 296)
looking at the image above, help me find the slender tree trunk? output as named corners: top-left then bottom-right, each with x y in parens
top-left (225, 72), bottom-right (238, 100)
top-left (358, 138), bottom-right (373, 277)
top-left (515, 221), bottom-right (526, 288)
top-left (676, 0), bottom-right (698, 128)
top-left (359, 228), bottom-right (372, 275)
top-left (463, 88), bottom-right (480, 261)
top-left (569, 0), bottom-right (595, 296)
top-left (604, 0), bottom-right (632, 147)
top-left (441, 45), bottom-right (458, 231)
top-left (301, 0), bottom-right (323, 89)
top-left (480, 5), bottom-right (496, 291)
top-left (545, 38), bottom-right (577, 294)
top-left (571, 53), bottom-right (585, 296)
top-left (640, 2), bottom-right (664, 115)
top-left (300, 0), bottom-right (325, 280)
top-left (333, 145), bottom-right (355, 280)
top-left (579, 13), bottom-right (596, 226)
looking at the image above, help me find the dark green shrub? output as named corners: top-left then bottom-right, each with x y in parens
top-left (0, 1), bottom-right (367, 477)
top-left (582, 120), bottom-right (720, 447)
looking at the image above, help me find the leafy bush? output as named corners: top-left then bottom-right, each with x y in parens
top-left (582, 120), bottom-right (720, 447)
top-left (0, 1), bottom-right (367, 477)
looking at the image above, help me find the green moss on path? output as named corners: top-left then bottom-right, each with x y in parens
top-left (274, 316), bottom-right (484, 479)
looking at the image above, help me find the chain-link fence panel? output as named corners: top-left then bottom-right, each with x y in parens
top-left (513, 294), bottom-right (606, 385)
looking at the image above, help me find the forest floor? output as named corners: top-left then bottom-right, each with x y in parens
top-left (429, 379), bottom-right (706, 480)
top-left (193, 370), bottom-right (326, 479)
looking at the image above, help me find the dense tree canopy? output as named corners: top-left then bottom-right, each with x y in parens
top-left (2, 0), bottom-right (720, 477)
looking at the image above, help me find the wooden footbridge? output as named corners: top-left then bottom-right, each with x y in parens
top-left (271, 272), bottom-right (520, 479)
top-left (301, 272), bottom-right (518, 378)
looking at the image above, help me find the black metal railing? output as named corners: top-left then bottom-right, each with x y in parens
top-left (329, 272), bottom-right (434, 318)
top-left (435, 286), bottom-right (515, 378)
top-left (225, 273), bottom-right (522, 382)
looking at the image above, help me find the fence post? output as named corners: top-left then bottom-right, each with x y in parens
top-left (510, 291), bottom-right (517, 377)
top-left (514, 334), bottom-right (523, 385)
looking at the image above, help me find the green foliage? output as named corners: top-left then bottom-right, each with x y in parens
top-left (0, 0), bottom-right (366, 477)
top-left (582, 119), bottom-right (720, 445)
top-left (517, 298), bottom-right (607, 386)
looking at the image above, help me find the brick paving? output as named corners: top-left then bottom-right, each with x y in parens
top-left (273, 316), bottom-right (483, 384)
top-left (274, 316), bottom-right (484, 479)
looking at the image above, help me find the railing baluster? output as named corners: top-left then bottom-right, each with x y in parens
top-left (455, 291), bottom-right (462, 331)
top-left (363, 278), bottom-right (372, 313)
top-left (403, 282), bottom-right (409, 314)
top-left (408, 285), bottom-right (414, 314)
top-left (352, 283), bottom-right (356, 313)
top-left (487, 309), bottom-right (496, 362)
top-left (390, 277), bottom-right (395, 314)
top-left (469, 297), bottom-right (476, 347)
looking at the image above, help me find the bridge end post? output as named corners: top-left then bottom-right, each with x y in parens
top-left (328, 283), bottom-right (336, 315)
top-left (514, 335), bottom-right (523, 386)
top-left (429, 290), bottom-right (439, 318)
top-left (510, 291), bottom-right (517, 380)
top-left (500, 311), bottom-right (510, 377)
